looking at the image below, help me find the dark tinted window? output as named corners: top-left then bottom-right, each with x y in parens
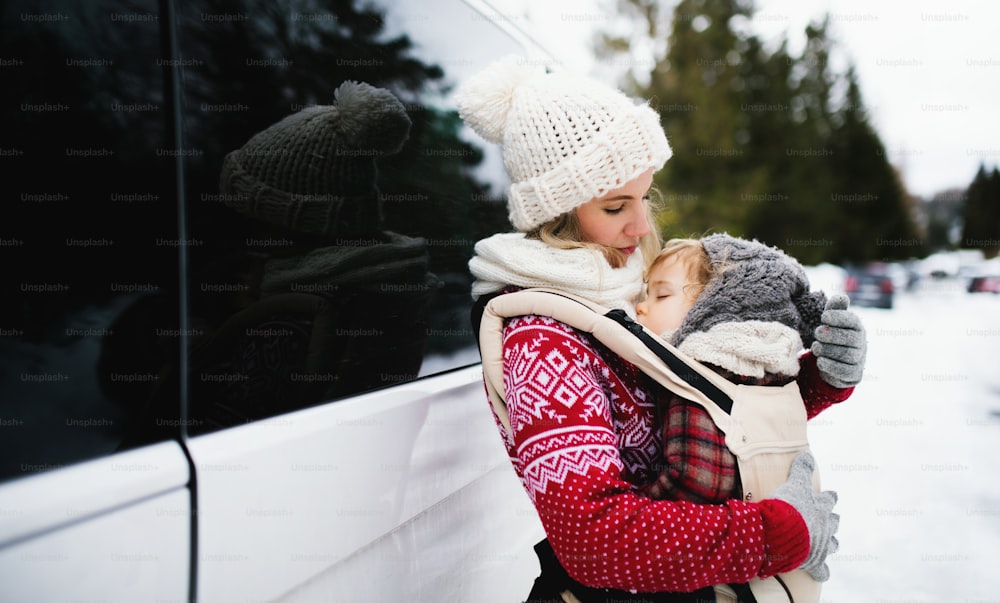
top-left (0, 0), bottom-right (535, 474)
top-left (0, 1), bottom-right (178, 481)
top-left (115, 0), bottom-right (525, 441)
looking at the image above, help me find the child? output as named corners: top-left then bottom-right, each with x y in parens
top-left (635, 233), bottom-right (830, 505)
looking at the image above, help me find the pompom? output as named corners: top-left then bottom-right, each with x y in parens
top-left (330, 80), bottom-right (412, 154)
top-left (454, 55), bottom-right (542, 144)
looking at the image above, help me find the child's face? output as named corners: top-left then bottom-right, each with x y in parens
top-left (636, 255), bottom-right (699, 336)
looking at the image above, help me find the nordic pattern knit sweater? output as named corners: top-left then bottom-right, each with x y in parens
top-left (495, 314), bottom-right (851, 593)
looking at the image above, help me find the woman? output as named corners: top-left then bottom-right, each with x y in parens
top-left (457, 56), bottom-right (865, 602)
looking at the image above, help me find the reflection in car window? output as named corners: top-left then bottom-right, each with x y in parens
top-left (107, 0), bottom-right (524, 445)
top-left (0, 0), bottom-right (177, 481)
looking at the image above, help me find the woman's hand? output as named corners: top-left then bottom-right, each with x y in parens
top-left (811, 294), bottom-right (867, 388)
top-left (768, 452), bottom-right (840, 581)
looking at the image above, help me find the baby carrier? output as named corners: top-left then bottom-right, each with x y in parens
top-left (477, 288), bottom-right (823, 603)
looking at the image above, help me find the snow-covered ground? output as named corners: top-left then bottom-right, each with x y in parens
top-left (489, 264), bottom-right (1000, 600)
top-left (475, 262), bottom-right (1000, 600)
top-left (4, 256), bottom-right (999, 599)
top-left (806, 276), bottom-right (1000, 600)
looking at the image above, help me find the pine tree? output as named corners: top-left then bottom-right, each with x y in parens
top-left (827, 66), bottom-right (923, 262)
top-left (740, 34), bottom-right (823, 261)
top-left (961, 165), bottom-right (1000, 258)
top-left (652, 0), bottom-right (757, 237)
top-left (593, 0), bottom-right (923, 264)
top-left (924, 189), bottom-right (965, 251)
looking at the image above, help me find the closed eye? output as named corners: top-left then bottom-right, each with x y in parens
top-left (603, 205), bottom-right (624, 215)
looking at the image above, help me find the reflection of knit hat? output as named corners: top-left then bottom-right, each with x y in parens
top-left (219, 81), bottom-right (411, 237)
top-left (673, 234), bottom-right (827, 377)
top-left (455, 55), bottom-right (671, 232)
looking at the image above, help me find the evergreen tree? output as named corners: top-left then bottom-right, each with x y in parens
top-left (827, 66), bottom-right (923, 263)
top-left (651, 0), bottom-right (757, 237)
top-left (961, 164), bottom-right (1000, 258)
top-left (924, 188), bottom-right (965, 251)
top-left (739, 34), bottom-right (825, 261)
top-left (594, 0), bottom-right (923, 264)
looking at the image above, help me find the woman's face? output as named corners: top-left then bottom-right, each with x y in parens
top-left (574, 169), bottom-right (653, 258)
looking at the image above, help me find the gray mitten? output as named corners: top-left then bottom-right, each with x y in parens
top-left (769, 452), bottom-right (840, 582)
top-left (811, 293), bottom-right (867, 388)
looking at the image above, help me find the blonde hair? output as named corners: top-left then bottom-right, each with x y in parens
top-left (645, 238), bottom-right (715, 301)
top-left (526, 191), bottom-right (663, 269)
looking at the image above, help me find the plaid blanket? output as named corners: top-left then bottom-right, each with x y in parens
top-left (640, 368), bottom-right (795, 503)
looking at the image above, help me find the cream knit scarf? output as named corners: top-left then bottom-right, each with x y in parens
top-left (676, 322), bottom-right (804, 378)
top-left (469, 232), bottom-right (645, 315)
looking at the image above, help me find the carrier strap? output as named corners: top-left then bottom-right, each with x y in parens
top-left (478, 288), bottom-right (820, 603)
top-left (478, 288), bottom-right (742, 436)
top-left (603, 308), bottom-right (734, 415)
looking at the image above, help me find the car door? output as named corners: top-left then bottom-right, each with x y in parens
top-left (0, 1), bottom-right (193, 601)
top-left (0, 444), bottom-right (191, 602)
top-left (1, 0), bottom-right (554, 600)
top-left (173, 0), bottom-right (550, 600)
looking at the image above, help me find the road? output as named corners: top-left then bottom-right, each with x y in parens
top-left (810, 278), bottom-right (1000, 600)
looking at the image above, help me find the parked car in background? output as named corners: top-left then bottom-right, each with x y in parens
top-left (965, 257), bottom-right (1000, 293)
top-left (0, 1), bottom-right (551, 601)
top-left (887, 261), bottom-right (921, 292)
top-left (845, 263), bottom-right (895, 309)
top-left (968, 275), bottom-right (1000, 293)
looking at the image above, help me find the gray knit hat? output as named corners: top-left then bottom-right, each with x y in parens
top-left (219, 81), bottom-right (411, 237)
top-left (672, 233), bottom-right (826, 377)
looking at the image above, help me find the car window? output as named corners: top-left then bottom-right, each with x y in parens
top-left (0, 0), bottom-right (179, 481)
top-left (120, 0), bottom-right (524, 440)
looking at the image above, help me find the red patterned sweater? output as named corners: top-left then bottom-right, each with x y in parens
top-left (494, 314), bottom-right (851, 593)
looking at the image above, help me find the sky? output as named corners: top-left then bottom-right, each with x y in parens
top-left (484, 0), bottom-right (1000, 199)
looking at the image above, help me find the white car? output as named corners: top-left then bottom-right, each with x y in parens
top-left (0, 1), bottom-right (551, 600)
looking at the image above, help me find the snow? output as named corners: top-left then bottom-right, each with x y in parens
top-left (806, 276), bottom-right (1000, 599)
top-left (463, 256), bottom-right (1000, 599)
top-left (5, 253), bottom-right (1000, 598)
top-left (804, 263), bottom-right (848, 296)
top-left (979, 257), bottom-right (1000, 277)
top-left (484, 256), bottom-right (1000, 599)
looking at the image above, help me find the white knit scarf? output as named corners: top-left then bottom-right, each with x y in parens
top-left (469, 232), bottom-right (645, 315)
top-left (676, 321), bottom-right (804, 378)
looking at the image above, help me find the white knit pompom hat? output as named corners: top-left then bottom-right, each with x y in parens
top-left (455, 55), bottom-right (672, 232)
